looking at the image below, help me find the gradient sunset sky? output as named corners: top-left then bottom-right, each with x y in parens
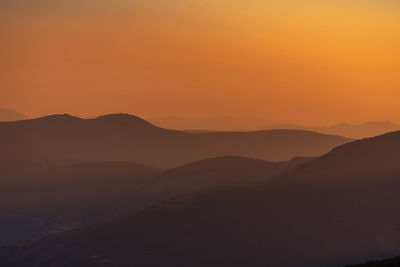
top-left (1, 0), bottom-right (399, 124)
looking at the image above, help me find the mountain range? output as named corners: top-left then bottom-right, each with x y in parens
top-left (149, 116), bottom-right (274, 132)
top-left (2, 131), bottom-right (400, 266)
top-left (263, 121), bottom-right (400, 139)
top-left (0, 113), bottom-right (349, 168)
top-left (149, 116), bottom-right (400, 139)
top-left (1, 111), bottom-right (396, 139)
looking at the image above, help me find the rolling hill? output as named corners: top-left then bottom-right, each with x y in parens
top-left (0, 156), bottom-right (310, 246)
top-left (263, 121), bottom-right (400, 139)
top-left (0, 113), bottom-right (350, 168)
top-left (148, 116), bottom-right (272, 131)
top-left (137, 156), bottom-right (312, 205)
top-left (4, 132), bottom-right (400, 266)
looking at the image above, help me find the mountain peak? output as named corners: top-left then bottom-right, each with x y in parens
top-left (46, 113), bottom-right (79, 119)
top-left (96, 113), bottom-right (145, 121)
top-left (32, 114), bottom-right (81, 122)
top-left (93, 113), bottom-right (158, 128)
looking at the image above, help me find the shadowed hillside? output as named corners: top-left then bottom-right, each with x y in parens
top-left (139, 156), bottom-right (312, 202)
top-left (348, 256), bottom-right (400, 266)
top-left (0, 156), bottom-right (310, 246)
top-left (0, 161), bottom-right (162, 246)
top-left (4, 132), bottom-right (400, 266)
top-left (0, 113), bottom-right (350, 168)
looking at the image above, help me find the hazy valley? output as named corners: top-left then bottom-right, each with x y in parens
top-left (0, 114), bottom-right (399, 266)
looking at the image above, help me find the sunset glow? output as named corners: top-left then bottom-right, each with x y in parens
top-left (1, 1), bottom-right (399, 124)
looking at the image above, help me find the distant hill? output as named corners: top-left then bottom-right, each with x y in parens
top-left (0, 156), bottom-right (310, 246)
top-left (143, 156), bottom-right (312, 195)
top-left (263, 121), bottom-right (400, 139)
top-left (5, 132), bottom-right (400, 266)
top-left (0, 108), bottom-right (26, 121)
top-left (149, 116), bottom-right (274, 131)
top-left (0, 113), bottom-right (350, 168)
top-left (150, 117), bottom-right (400, 139)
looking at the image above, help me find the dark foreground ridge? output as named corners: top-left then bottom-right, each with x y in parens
top-left (348, 256), bottom-right (400, 266)
top-left (0, 155), bottom-right (309, 246)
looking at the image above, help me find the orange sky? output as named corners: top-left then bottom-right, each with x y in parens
top-left (1, 1), bottom-right (399, 125)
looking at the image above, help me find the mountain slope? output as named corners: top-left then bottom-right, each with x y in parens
top-left (138, 156), bottom-right (312, 204)
top-left (263, 121), bottom-right (400, 139)
top-left (151, 155), bottom-right (312, 187)
top-left (320, 121), bottom-right (400, 139)
top-left (0, 156), bottom-right (310, 247)
top-left (0, 161), bottom-right (162, 246)
top-left (349, 256), bottom-right (400, 266)
top-left (0, 113), bottom-right (350, 168)
top-left (5, 132), bottom-right (400, 266)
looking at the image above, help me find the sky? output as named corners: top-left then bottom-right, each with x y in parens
top-left (1, 0), bottom-right (399, 125)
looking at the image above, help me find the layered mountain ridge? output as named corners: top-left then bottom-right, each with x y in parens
top-left (3, 131), bottom-right (399, 266)
top-left (0, 113), bottom-right (350, 168)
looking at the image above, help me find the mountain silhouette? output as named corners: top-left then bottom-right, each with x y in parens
top-left (349, 256), bottom-right (400, 266)
top-left (0, 156), bottom-right (310, 246)
top-left (0, 108), bottom-right (26, 122)
top-left (4, 132), bottom-right (400, 266)
top-left (0, 113), bottom-right (350, 168)
top-left (152, 155), bottom-right (312, 187)
top-left (136, 156), bottom-right (312, 207)
top-left (263, 121), bottom-right (400, 139)
top-left (323, 121), bottom-right (400, 139)
top-left (149, 116), bottom-right (273, 131)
